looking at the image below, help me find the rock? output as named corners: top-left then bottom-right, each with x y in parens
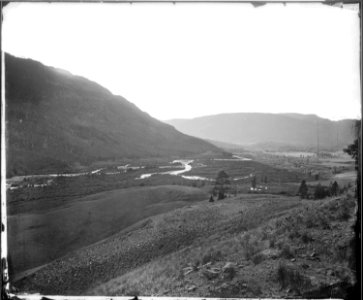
top-left (302, 263), bottom-right (309, 269)
top-left (202, 269), bottom-right (220, 280)
top-left (184, 269), bottom-right (194, 276)
top-left (220, 283), bottom-right (229, 289)
top-left (222, 262), bottom-right (236, 270)
top-left (200, 261), bottom-right (212, 268)
top-left (327, 270), bottom-right (333, 276)
top-left (223, 263), bottom-right (236, 280)
top-left (187, 285), bottom-right (197, 291)
top-left (290, 258), bottom-right (296, 262)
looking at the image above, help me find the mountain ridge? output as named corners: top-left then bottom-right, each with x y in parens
top-left (166, 113), bottom-right (357, 151)
top-left (5, 53), bottom-right (222, 177)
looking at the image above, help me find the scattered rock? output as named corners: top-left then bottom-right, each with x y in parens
top-left (327, 270), bottom-right (333, 277)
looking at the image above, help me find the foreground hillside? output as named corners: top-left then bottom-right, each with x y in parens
top-left (14, 191), bottom-right (356, 298)
top-left (166, 113), bottom-right (356, 151)
top-left (5, 53), bottom-right (221, 176)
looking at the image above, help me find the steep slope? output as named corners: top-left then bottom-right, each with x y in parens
top-left (166, 113), bottom-right (357, 151)
top-left (5, 54), bottom-right (221, 176)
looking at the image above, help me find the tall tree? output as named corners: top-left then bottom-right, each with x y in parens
top-left (214, 170), bottom-right (230, 200)
top-left (330, 181), bottom-right (339, 197)
top-left (298, 180), bottom-right (308, 199)
top-left (343, 119), bottom-right (361, 297)
top-left (251, 175), bottom-right (257, 189)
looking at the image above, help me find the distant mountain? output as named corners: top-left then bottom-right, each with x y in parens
top-left (5, 54), bottom-right (222, 176)
top-left (166, 113), bottom-right (357, 152)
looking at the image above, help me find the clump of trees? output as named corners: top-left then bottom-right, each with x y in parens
top-left (214, 170), bottom-right (230, 200)
top-left (314, 183), bottom-right (330, 199)
top-left (298, 179), bottom-right (341, 200)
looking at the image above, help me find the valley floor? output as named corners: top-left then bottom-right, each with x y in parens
top-left (8, 152), bottom-right (357, 298)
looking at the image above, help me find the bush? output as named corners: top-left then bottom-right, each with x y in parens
top-left (251, 252), bottom-right (266, 265)
top-left (276, 263), bottom-right (311, 292)
top-left (280, 244), bottom-right (295, 259)
top-left (240, 233), bottom-right (262, 260)
top-left (202, 248), bottom-right (223, 264)
top-left (314, 184), bottom-right (330, 199)
top-left (301, 231), bottom-right (314, 243)
top-left (246, 278), bottom-right (262, 296)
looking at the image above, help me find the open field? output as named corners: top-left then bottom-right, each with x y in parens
top-left (8, 185), bottom-right (208, 277)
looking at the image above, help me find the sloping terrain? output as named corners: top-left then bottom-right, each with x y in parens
top-left (14, 191), bottom-right (356, 298)
top-left (5, 53), bottom-right (221, 176)
top-left (92, 194), bottom-right (356, 299)
top-left (8, 185), bottom-right (208, 277)
top-left (166, 113), bottom-right (356, 151)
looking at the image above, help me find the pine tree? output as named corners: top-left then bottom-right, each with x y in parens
top-left (298, 180), bottom-right (308, 199)
top-left (214, 170), bottom-right (230, 200)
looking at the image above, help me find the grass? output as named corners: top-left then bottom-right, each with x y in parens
top-left (186, 159), bottom-right (304, 183)
top-left (12, 178), bottom-right (357, 297)
top-left (276, 262), bottom-right (312, 292)
top-left (8, 185), bottom-right (208, 277)
top-left (89, 193), bottom-right (356, 297)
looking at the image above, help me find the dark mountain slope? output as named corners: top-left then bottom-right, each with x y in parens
top-left (5, 54), bottom-right (221, 176)
top-left (166, 113), bottom-right (357, 151)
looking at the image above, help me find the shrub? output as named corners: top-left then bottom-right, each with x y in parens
top-left (336, 204), bottom-right (351, 221)
top-left (246, 278), bottom-right (262, 296)
top-left (240, 234), bottom-right (262, 260)
top-left (202, 248), bottom-right (222, 264)
top-left (251, 252), bottom-right (266, 265)
top-left (301, 231), bottom-right (314, 243)
top-left (314, 184), bottom-right (330, 199)
top-left (276, 263), bottom-right (311, 292)
top-left (281, 244), bottom-right (295, 259)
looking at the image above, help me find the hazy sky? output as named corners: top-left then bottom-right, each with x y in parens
top-left (3, 2), bottom-right (361, 121)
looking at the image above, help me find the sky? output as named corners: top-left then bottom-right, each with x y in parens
top-left (2, 2), bottom-right (361, 121)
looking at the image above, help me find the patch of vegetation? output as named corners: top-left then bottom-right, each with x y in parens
top-left (276, 262), bottom-right (312, 293)
top-left (201, 248), bottom-right (223, 264)
top-left (239, 233), bottom-right (263, 260)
